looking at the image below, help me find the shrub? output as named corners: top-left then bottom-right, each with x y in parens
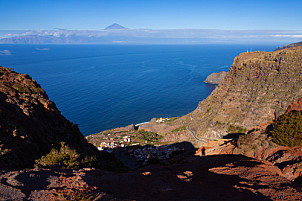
top-left (214, 121), bottom-right (222, 126)
top-left (172, 126), bottom-right (186, 133)
top-left (0, 147), bottom-right (11, 162)
top-left (35, 142), bottom-right (81, 169)
top-left (33, 87), bottom-right (46, 94)
top-left (270, 111), bottom-right (302, 147)
top-left (139, 129), bottom-right (159, 141)
top-left (165, 117), bottom-right (179, 122)
top-left (205, 108), bottom-right (212, 114)
top-left (227, 125), bottom-right (246, 134)
top-left (15, 85), bottom-right (30, 94)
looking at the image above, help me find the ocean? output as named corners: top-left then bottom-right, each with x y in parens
top-left (0, 44), bottom-right (276, 136)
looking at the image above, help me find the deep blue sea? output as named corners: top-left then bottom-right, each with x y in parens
top-left (0, 44), bottom-right (276, 136)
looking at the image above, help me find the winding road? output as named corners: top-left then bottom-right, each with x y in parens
top-left (187, 113), bottom-right (208, 143)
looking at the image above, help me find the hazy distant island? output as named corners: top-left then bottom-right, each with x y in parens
top-left (0, 23), bottom-right (301, 44)
top-left (275, 41), bottom-right (302, 51)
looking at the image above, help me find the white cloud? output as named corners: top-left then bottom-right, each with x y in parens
top-left (271, 34), bottom-right (302, 38)
top-left (0, 50), bottom-right (11, 56)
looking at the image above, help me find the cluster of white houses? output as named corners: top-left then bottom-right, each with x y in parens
top-left (97, 135), bottom-right (131, 151)
top-left (155, 117), bottom-right (170, 123)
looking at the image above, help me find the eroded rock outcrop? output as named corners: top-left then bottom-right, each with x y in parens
top-left (204, 71), bottom-right (227, 84)
top-left (285, 97), bottom-right (302, 113)
top-left (0, 66), bottom-right (100, 169)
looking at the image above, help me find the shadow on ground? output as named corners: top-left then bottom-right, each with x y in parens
top-left (82, 153), bottom-right (278, 200)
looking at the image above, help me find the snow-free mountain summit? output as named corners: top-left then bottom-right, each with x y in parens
top-left (105, 23), bottom-right (126, 30)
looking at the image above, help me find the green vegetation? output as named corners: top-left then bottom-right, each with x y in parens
top-left (270, 111), bottom-right (302, 147)
top-left (227, 125), bottom-right (246, 134)
top-left (168, 117), bottom-right (179, 121)
top-left (35, 142), bottom-right (96, 169)
top-left (0, 147), bottom-right (10, 156)
top-left (14, 84), bottom-right (45, 95)
top-left (138, 129), bottom-right (161, 142)
top-left (205, 108), bottom-right (212, 114)
top-left (55, 189), bottom-right (94, 201)
top-left (165, 117), bottom-right (179, 122)
top-left (214, 121), bottom-right (222, 126)
top-left (15, 85), bottom-right (30, 94)
top-left (0, 147), bottom-right (10, 162)
top-left (33, 87), bottom-right (46, 94)
top-left (172, 126), bottom-right (186, 133)
top-left (165, 117), bottom-right (180, 125)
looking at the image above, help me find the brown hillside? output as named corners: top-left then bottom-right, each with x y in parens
top-left (0, 67), bottom-right (100, 169)
top-left (143, 46), bottom-right (302, 147)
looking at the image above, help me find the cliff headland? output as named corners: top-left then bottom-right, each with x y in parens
top-left (204, 71), bottom-right (227, 84)
top-left (122, 45), bottom-right (302, 148)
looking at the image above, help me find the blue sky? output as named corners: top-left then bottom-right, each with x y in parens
top-left (0, 0), bottom-right (301, 30)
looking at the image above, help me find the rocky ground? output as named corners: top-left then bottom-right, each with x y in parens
top-left (204, 71), bottom-right (227, 84)
top-left (195, 98), bottom-right (302, 182)
top-left (0, 66), bottom-right (100, 169)
top-left (0, 154), bottom-right (301, 201)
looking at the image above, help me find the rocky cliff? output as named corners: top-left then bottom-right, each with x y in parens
top-left (189, 46), bottom-right (302, 143)
top-left (148, 46), bottom-right (302, 147)
top-left (204, 71), bottom-right (227, 84)
top-left (0, 67), bottom-right (101, 169)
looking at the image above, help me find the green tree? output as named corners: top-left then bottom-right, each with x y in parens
top-left (35, 142), bottom-right (81, 169)
top-left (270, 111), bottom-right (302, 147)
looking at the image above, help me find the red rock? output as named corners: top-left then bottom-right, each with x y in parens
top-left (285, 98), bottom-right (302, 113)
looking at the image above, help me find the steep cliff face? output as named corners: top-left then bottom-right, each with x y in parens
top-left (156, 46), bottom-right (301, 147)
top-left (190, 47), bottom-right (302, 143)
top-left (0, 67), bottom-right (99, 169)
top-left (189, 47), bottom-right (302, 143)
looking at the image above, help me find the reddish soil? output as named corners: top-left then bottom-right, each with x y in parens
top-left (0, 154), bottom-right (301, 200)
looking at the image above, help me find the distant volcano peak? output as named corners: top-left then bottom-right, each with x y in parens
top-left (105, 23), bottom-right (126, 30)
